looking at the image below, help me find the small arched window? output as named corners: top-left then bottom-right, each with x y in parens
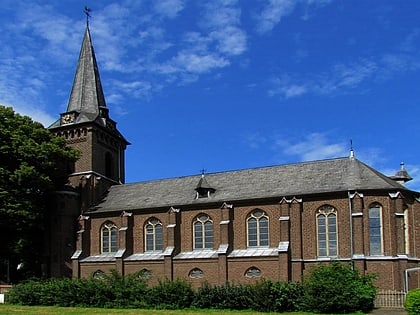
top-left (189, 268), bottom-right (204, 279)
top-left (92, 270), bottom-right (106, 280)
top-left (101, 222), bottom-right (118, 253)
top-left (317, 205), bottom-right (337, 257)
top-left (145, 217), bottom-right (163, 251)
top-left (369, 203), bottom-right (383, 255)
top-left (245, 266), bottom-right (262, 278)
top-left (139, 268), bottom-right (152, 280)
top-left (247, 209), bottom-right (269, 247)
top-left (193, 214), bottom-right (213, 249)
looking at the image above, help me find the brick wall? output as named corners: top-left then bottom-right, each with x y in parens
top-left (75, 192), bottom-right (420, 291)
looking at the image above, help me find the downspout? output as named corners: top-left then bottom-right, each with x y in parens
top-left (404, 267), bottom-right (420, 292)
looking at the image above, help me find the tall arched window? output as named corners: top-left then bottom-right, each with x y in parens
top-left (193, 214), bottom-right (213, 249)
top-left (317, 206), bottom-right (337, 257)
top-left (145, 217), bottom-right (163, 251)
top-left (369, 203), bottom-right (383, 255)
top-left (247, 209), bottom-right (269, 247)
top-left (101, 222), bottom-right (118, 253)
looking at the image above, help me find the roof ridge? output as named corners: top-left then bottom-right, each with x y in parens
top-left (114, 156), bottom-right (352, 187)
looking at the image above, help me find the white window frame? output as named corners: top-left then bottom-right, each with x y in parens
top-left (316, 206), bottom-right (338, 257)
top-left (101, 222), bottom-right (118, 253)
top-left (247, 209), bottom-right (269, 247)
top-left (145, 217), bottom-right (163, 252)
top-left (193, 214), bottom-right (213, 249)
top-left (368, 203), bottom-right (383, 256)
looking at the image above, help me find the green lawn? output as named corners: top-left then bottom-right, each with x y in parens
top-left (0, 305), bottom-right (308, 314)
top-left (0, 305), bottom-right (369, 315)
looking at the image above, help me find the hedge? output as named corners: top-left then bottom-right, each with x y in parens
top-left (8, 262), bottom-right (377, 313)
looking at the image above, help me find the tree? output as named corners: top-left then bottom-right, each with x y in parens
top-left (0, 105), bottom-right (79, 282)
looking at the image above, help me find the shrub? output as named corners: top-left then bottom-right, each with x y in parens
top-left (7, 270), bottom-right (148, 308)
top-left (405, 288), bottom-right (420, 315)
top-left (8, 279), bottom-right (43, 305)
top-left (251, 279), bottom-right (304, 312)
top-left (303, 261), bottom-right (377, 314)
top-left (146, 278), bottom-right (194, 309)
top-left (192, 282), bottom-right (254, 310)
top-left (100, 269), bottom-right (149, 308)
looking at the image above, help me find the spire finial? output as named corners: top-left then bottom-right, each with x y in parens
top-left (349, 139), bottom-right (355, 159)
top-left (84, 6), bottom-right (92, 26)
top-left (200, 168), bottom-right (206, 177)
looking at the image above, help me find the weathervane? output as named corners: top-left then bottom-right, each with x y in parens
top-left (84, 6), bottom-right (92, 26)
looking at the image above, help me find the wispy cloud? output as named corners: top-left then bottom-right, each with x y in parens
top-left (255, 0), bottom-right (333, 34)
top-left (256, 0), bottom-right (297, 34)
top-left (275, 132), bottom-right (348, 161)
top-left (269, 44), bottom-right (420, 99)
top-left (153, 0), bottom-right (186, 18)
top-left (244, 131), bottom-right (348, 161)
top-left (0, 1), bottom-right (249, 122)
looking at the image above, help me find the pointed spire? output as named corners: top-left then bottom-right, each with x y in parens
top-left (65, 24), bottom-right (107, 123)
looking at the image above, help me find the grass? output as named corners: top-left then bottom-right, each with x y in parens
top-left (0, 305), bottom-right (368, 315)
top-left (0, 305), bottom-right (302, 314)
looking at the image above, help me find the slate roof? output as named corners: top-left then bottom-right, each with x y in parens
top-left (49, 25), bottom-right (128, 143)
top-left (89, 157), bottom-right (410, 214)
top-left (49, 26), bottom-right (105, 127)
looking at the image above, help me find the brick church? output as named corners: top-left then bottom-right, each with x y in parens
top-left (48, 24), bottom-right (420, 292)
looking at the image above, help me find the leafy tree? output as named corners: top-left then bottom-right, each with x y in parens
top-left (0, 105), bottom-right (79, 282)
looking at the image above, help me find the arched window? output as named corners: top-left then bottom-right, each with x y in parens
top-left (92, 270), bottom-right (106, 280)
top-left (145, 217), bottom-right (163, 251)
top-left (369, 203), bottom-right (383, 255)
top-left (189, 268), bottom-right (204, 279)
top-left (245, 266), bottom-right (262, 278)
top-left (247, 209), bottom-right (269, 247)
top-left (139, 268), bottom-right (152, 280)
top-left (193, 214), bottom-right (213, 249)
top-left (317, 206), bottom-right (337, 257)
top-left (101, 222), bottom-right (118, 253)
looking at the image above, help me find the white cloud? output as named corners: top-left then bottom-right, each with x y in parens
top-left (163, 52), bottom-right (230, 75)
top-left (269, 76), bottom-right (307, 98)
top-left (245, 131), bottom-right (349, 162)
top-left (269, 49), bottom-right (420, 99)
top-left (255, 0), bottom-right (334, 33)
top-left (278, 133), bottom-right (348, 161)
top-left (244, 132), bottom-right (268, 149)
top-left (154, 0), bottom-right (186, 18)
top-left (256, 0), bottom-right (296, 34)
top-left (210, 26), bottom-right (247, 56)
top-left (332, 59), bottom-right (378, 89)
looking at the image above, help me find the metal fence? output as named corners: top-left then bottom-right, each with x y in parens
top-left (375, 290), bottom-right (406, 308)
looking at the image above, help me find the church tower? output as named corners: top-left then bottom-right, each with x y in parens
top-left (49, 24), bottom-right (129, 206)
top-left (47, 23), bottom-right (129, 277)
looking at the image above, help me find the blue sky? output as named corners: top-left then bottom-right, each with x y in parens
top-left (1, 0), bottom-right (419, 191)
